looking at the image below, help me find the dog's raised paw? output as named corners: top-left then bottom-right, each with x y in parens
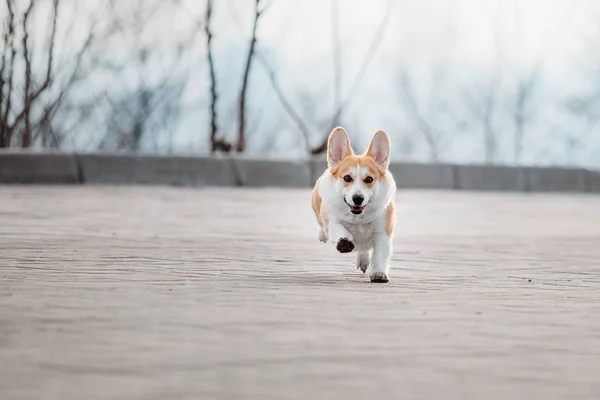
top-left (370, 272), bottom-right (389, 283)
top-left (336, 238), bottom-right (355, 253)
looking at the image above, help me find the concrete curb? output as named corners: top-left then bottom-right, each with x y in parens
top-left (0, 151), bottom-right (80, 184)
top-left (1, 151), bottom-right (599, 193)
top-left (588, 171), bottom-right (600, 193)
top-left (454, 165), bottom-right (528, 191)
top-left (525, 166), bottom-right (588, 192)
top-left (231, 157), bottom-right (311, 188)
top-left (390, 163), bottom-right (455, 189)
top-left (78, 154), bottom-right (238, 187)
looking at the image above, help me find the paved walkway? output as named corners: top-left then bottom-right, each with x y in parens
top-left (1, 186), bottom-right (600, 400)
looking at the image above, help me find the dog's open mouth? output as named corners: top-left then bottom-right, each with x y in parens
top-left (349, 205), bottom-right (364, 214)
top-left (345, 199), bottom-right (365, 215)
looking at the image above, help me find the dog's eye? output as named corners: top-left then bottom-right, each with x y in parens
top-left (343, 175), bottom-right (352, 182)
top-left (364, 176), bottom-right (374, 183)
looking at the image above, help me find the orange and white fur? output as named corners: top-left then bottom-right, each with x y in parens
top-left (312, 127), bottom-right (396, 283)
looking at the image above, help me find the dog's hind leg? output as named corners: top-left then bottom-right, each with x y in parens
top-left (356, 251), bottom-right (370, 273)
top-left (370, 234), bottom-right (392, 283)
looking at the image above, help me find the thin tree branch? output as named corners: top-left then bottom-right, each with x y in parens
top-left (255, 55), bottom-right (311, 152)
top-left (205, 0), bottom-right (225, 153)
top-left (513, 68), bottom-right (539, 164)
top-left (399, 69), bottom-right (439, 161)
top-left (0, 0), bottom-right (16, 147)
top-left (236, 0), bottom-right (262, 153)
top-left (463, 76), bottom-right (499, 164)
top-left (226, 0), bottom-right (311, 152)
top-left (311, 0), bottom-right (394, 154)
top-left (331, 0), bottom-right (341, 125)
top-left (21, 0), bottom-right (35, 147)
top-left (13, 0), bottom-right (60, 147)
top-left (45, 0), bottom-right (59, 89)
top-left (33, 29), bottom-right (94, 146)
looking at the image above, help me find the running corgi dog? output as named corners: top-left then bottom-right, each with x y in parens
top-left (312, 127), bottom-right (396, 283)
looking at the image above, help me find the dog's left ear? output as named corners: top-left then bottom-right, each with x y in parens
top-left (365, 130), bottom-right (391, 169)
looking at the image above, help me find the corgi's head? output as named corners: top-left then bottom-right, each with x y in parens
top-left (325, 127), bottom-right (393, 216)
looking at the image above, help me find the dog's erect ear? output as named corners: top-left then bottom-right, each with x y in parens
top-left (365, 130), bottom-right (391, 169)
top-left (327, 127), bottom-right (353, 168)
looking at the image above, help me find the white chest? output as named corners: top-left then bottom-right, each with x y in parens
top-left (342, 221), bottom-right (376, 250)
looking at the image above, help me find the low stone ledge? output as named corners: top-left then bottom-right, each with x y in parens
top-left (525, 167), bottom-right (588, 192)
top-left (389, 163), bottom-right (455, 189)
top-left (78, 154), bottom-right (237, 186)
top-left (455, 165), bottom-right (528, 192)
top-left (1, 151), bottom-right (598, 193)
top-left (588, 171), bottom-right (600, 193)
top-left (231, 157), bottom-right (311, 188)
top-left (0, 151), bottom-right (79, 184)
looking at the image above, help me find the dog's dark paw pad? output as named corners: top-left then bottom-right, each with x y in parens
top-left (370, 272), bottom-right (389, 283)
top-left (336, 238), bottom-right (355, 253)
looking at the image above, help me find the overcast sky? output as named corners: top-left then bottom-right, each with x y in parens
top-left (6, 0), bottom-right (599, 165)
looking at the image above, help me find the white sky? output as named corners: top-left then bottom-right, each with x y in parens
top-left (13, 0), bottom-right (599, 88)
top-left (147, 0), bottom-right (600, 162)
top-left (197, 0), bottom-right (596, 74)
top-left (35, 0), bottom-right (596, 85)
top-left (5, 0), bottom-right (600, 164)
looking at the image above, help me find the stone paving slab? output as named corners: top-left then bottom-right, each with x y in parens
top-left (1, 186), bottom-right (600, 400)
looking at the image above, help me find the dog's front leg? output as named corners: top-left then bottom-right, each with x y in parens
top-left (370, 233), bottom-right (392, 283)
top-left (328, 220), bottom-right (354, 253)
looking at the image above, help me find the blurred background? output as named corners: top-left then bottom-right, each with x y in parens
top-left (1, 0), bottom-right (599, 167)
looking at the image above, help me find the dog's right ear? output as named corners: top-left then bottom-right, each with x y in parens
top-left (327, 127), bottom-right (353, 168)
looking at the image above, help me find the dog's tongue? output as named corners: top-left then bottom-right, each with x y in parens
top-left (351, 205), bottom-right (363, 212)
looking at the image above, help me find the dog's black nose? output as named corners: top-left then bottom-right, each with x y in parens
top-left (352, 195), bottom-right (364, 205)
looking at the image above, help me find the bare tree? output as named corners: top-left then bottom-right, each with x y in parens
top-left (1, 0), bottom-right (59, 148)
top-left (512, 70), bottom-right (538, 164)
top-left (226, 0), bottom-right (312, 152)
top-left (205, 0), bottom-right (217, 151)
top-left (256, 58), bottom-right (312, 151)
top-left (398, 69), bottom-right (441, 162)
top-left (565, 88), bottom-right (600, 128)
top-left (461, 4), bottom-right (504, 164)
top-left (236, 0), bottom-right (265, 152)
top-left (0, 0), bottom-right (98, 149)
top-left (507, 0), bottom-right (579, 164)
top-left (204, 0), bottom-right (231, 153)
top-left (101, 85), bottom-right (184, 152)
top-left (482, 84), bottom-right (498, 164)
top-left (97, 47), bottom-right (185, 152)
top-left (331, 0), bottom-right (342, 127)
top-left (32, 30), bottom-right (95, 148)
top-left (562, 72), bottom-right (600, 166)
top-left (0, 0), bottom-right (16, 147)
top-left (93, 0), bottom-right (188, 152)
top-left (311, 0), bottom-right (393, 154)
top-left (463, 76), bottom-right (501, 163)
